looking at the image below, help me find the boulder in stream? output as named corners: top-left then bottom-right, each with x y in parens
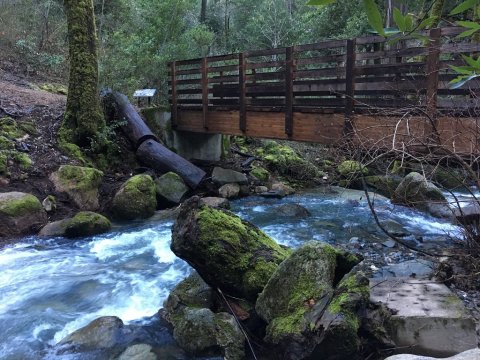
top-left (155, 172), bottom-right (189, 204)
top-left (111, 174), bottom-right (157, 220)
top-left (392, 172), bottom-right (450, 218)
top-left (40, 211), bottom-right (111, 238)
top-left (212, 166), bottom-right (248, 185)
top-left (255, 241), bottom-right (366, 360)
top-left (384, 348), bottom-right (480, 360)
top-left (0, 191), bottom-right (46, 237)
top-left (171, 196), bottom-right (291, 301)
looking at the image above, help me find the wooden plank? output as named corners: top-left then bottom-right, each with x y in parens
top-left (355, 35), bottom-right (385, 45)
top-left (295, 39), bottom-right (346, 51)
top-left (355, 62), bottom-right (425, 76)
top-left (426, 27), bottom-right (441, 141)
top-left (206, 53), bottom-right (240, 63)
top-left (441, 42), bottom-right (480, 54)
top-left (208, 64), bottom-right (239, 73)
top-left (355, 46), bottom-right (427, 61)
top-left (246, 60), bottom-right (284, 70)
top-left (296, 54), bottom-right (346, 67)
top-left (171, 61), bottom-right (178, 128)
top-left (245, 47), bottom-right (285, 57)
top-left (239, 53), bottom-right (247, 132)
top-left (344, 39), bottom-right (356, 136)
top-left (285, 46), bottom-right (294, 136)
top-left (246, 72), bottom-right (285, 82)
top-left (176, 68), bottom-right (202, 75)
top-left (295, 67), bottom-right (343, 78)
top-left (208, 75), bottom-right (239, 84)
top-left (201, 57), bottom-right (209, 129)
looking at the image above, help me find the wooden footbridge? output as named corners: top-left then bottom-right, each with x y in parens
top-left (168, 27), bottom-right (480, 154)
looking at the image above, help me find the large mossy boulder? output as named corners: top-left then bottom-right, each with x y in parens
top-left (392, 172), bottom-right (450, 218)
top-left (255, 241), bottom-right (365, 360)
top-left (155, 172), bottom-right (189, 204)
top-left (50, 165), bottom-right (103, 210)
top-left (0, 192), bottom-right (47, 237)
top-left (363, 175), bottom-right (402, 198)
top-left (171, 196), bottom-right (291, 301)
top-left (111, 174), bottom-right (157, 220)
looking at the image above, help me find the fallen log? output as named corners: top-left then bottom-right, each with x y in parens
top-left (137, 139), bottom-right (206, 189)
top-left (103, 90), bottom-right (206, 189)
top-left (106, 91), bottom-right (158, 150)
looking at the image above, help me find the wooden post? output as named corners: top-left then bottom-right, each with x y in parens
top-left (171, 61), bottom-right (178, 128)
top-left (239, 52), bottom-right (247, 132)
top-left (285, 46), bottom-right (294, 137)
top-left (425, 27), bottom-right (441, 143)
top-left (201, 57), bottom-right (209, 130)
top-left (344, 39), bottom-right (356, 137)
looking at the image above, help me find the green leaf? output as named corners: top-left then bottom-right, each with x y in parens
top-left (404, 14), bottom-right (414, 31)
top-left (363, 0), bottom-right (386, 36)
top-left (393, 8), bottom-right (406, 32)
top-left (307, 0), bottom-right (337, 5)
top-left (417, 16), bottom-right (436, 30)
top-left (450, 65), bottom-right (475, 75)
top-left (457, 28), bottom-right (479, 38)
top-left (462, 55), bottom-right (480, 69)
top-left (450, 0), bottom-right (479, 15)
top-left (456, 20), bottom-right (480, 29)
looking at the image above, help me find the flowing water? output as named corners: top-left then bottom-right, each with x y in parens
top-left (0, 188), bottom-right (463, 359)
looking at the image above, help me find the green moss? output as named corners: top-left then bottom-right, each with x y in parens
top-left (112, 174), bottom-right (157, 220)
top-left (0, 136), bottom-right (14, 150)
top-left (58, 141), bottom-right (93, 166)
top-left (258, 141), bottom-right (320, 181)
top-left (12, 152), bottom-right (32, 170)
top-left (0, 117), bottom-right (26, 139)
top-left (267, 307), bottom-right (307, 343)
top-left (0, 152), bottom-right (8, 175)
top-left (57, 165), bottom-right (103, 191)
top-left (197, 206), bottom-right (290, 299)
top-left (64, 211), bottom-right (111, 238)
top-left (222, 135), bottom-right (231, 159)
top-left (337, 160), bottom-right (368, 178)
top-left (38, 83), bottom-right (68, 95)
top-left (18, 121), bottom-right (39, 136)
top-left (389, 160), bottom-right (405, 175)
top-left (364, 175), bottom-right (402, 198)
top-left (251, 166), bottom-right (270, 182)
top-left (0, 193), bottom-right (42, 217)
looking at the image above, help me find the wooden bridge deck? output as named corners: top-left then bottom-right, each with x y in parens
top-left (168, 27), bottom-right (480, 154)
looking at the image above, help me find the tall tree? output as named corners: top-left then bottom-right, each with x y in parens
top-left (200, 0), bottom-right (207, 22)
top-left (60, 0), bottom-right (105, 148)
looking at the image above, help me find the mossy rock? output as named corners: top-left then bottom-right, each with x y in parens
top-left (50, 165), bottom-right (104, 210)
top-left (392, 172), bottom-right (448, 217)
top-left (311, 272), bottom-right (370, 359)
top-left (0, 136), bottom-right (14, 150)
top-left (432, 167), bottom-right (466, 190)
top-left (111, 174), bottom-right (157, 220)
top-left (11, 152), bottom-right (32, 170)
top-left (0, 192), bottom-right (46, 237)
top-left (364, 175), bottom-right (403, 198)
top-left (251, 166), bottom-right (270, 182)
top-left (337, 160), bottom-right (369, 178)
top-left (0, 152), bottom-right (8, 175)
top-left (58, 142), bottom-right (93, 166)
top-left (0, 117), bottom-right (26, 139)
top-left (255, 241), bottom-right (362, 359)
top-left (63, 211), bottom-right (111, 238)
top-left (38, 83), bottom-right (68, 95)
top-left (172, 196), bottom-right (291, 301)
top-left (258, 141), bottom-right (320, 181)
top-left (155, 172), bottom-right (189, 204)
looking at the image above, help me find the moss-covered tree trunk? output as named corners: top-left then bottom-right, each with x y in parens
top-left (429, 0), bottom-right (445, 27)
top-left (61, 0), bottom-right (105, 148)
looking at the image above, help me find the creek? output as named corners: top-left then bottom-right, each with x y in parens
top-left (0, 188), bottom-right (463, 359)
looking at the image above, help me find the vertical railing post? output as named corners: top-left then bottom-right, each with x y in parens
top-left (344, 38), bottom-right (356, 137)
top-left (201, 57), bottom-right (209, 130)
top-left (285, 46), bottom-right (294, 137)
top-left (239, 52), bottom-right (247, 132)
top-left (426, 27), bottom-right (441, 143)
top-left (171, 61), bottom-right (178, 128)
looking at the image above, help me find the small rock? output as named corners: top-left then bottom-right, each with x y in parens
top-left (271, 182), bottom-right (295, 196)
top-left (380, 219), bottom-right (409, 237)
top-left (199, 197), bottom-right (230, 209)
top-left (155, 172), bottom-right (189, 204)
top-left (212, 167), bottom-right (248, 186)
top-left (382, 239), bottom-right (397, 248)
top-left (117, 344), bottom-right (157, 360)
top-left (276, 203), bottom-right (311, 218)
top-left (254, 186), bottom-right (268, 194)
top-left (39, 212), bottom-right (111, 238)
top-left (42, 195), bottom-right (56, 213)
top-left (218, 183), bottom-right (240, 199)
top-left (259, 191), bottom-right (284, 199)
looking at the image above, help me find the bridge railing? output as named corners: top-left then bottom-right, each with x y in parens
top-left (168, 27), bottom-right (480, 132)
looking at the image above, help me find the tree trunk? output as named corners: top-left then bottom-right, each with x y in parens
top-left (61, 0), bottom-right (105, 148)
top-left (200, 0), bottom-right (207, 23)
